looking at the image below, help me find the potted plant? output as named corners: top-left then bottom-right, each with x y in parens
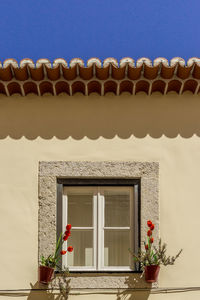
top-left (39, 224), bottom-right (73, 284)
top-left (131, 220), bottom-right (182, 283)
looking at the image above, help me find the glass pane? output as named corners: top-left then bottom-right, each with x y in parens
top-left (68, 230), bottom-right (93, 267)
top-left (104, 190), bottom-right (131, 227)
top-left (104, 230), bottom-right (130, 266)
top-left (68, 192), bottom-right (93, 227)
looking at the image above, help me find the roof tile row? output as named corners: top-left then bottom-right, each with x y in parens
top-left (0, 79), bottom-right (199, 96)
top-left (0, 57), bottom-right (200, 96)
top-left (0, 57), bottom-right (200, 81)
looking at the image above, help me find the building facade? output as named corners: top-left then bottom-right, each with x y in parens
top-left (0, 57), bottom-right (200, 300)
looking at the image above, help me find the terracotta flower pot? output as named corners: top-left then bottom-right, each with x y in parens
top-left (38, 265), bottom-right (54, 284)
top-left (145, 265), bottom-right (160, 283)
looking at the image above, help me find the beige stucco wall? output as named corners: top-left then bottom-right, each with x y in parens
top-left (0, 92), bottom-right (200, 299)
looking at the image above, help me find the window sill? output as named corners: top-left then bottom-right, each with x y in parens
top-left (53, 271), bottom-right (157, 290)
top-left (57, 270), bottom-right (143, 274)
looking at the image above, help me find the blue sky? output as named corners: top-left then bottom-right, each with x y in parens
top-left (0, 0), bottom-right (199, 63)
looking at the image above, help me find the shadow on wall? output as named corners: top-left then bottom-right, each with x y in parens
top-left (0, 278), bottom-right (71, 299)
top-left (26, 282), bottom-right (58, 300)
top-left (0, 285), bottom-right (65, 300)
top-left (117, 290), bottom-right (150, 300)
top-left (0, 91), bottom-right (199, 140)
top-left (26, 277), bottom-right (151, 300)
top-left (0, 277), bottom-right (151, 300)
top-left (116, 274), bottom-right (150, 300)
top-left (27, 278), bottom-right (71, 300)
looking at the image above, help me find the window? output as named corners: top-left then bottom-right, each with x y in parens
top-left (39, 160), bottom-right (159, 286)
top-left (58, 179), bottom-right (140, 272)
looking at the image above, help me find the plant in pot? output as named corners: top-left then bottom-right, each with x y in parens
top-left (39, 224), bottom-right (73, 284)
top-left (131, 220), bottom-right (182, 283)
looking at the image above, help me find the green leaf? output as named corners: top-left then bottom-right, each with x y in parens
top-left (54, 232), bottom-right (62, 258)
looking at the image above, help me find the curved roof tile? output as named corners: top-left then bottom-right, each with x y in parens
top-left (0, 57), bottom-right (199, 96)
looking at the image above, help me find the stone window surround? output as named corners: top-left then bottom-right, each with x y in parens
top-left (38, 161), bottom-right (159, 289)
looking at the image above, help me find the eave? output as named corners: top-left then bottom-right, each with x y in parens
top-left (0, 57), bottom-right (200, 96)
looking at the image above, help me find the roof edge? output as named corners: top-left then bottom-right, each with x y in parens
top-left (1, 57), bottom-right (200, 68)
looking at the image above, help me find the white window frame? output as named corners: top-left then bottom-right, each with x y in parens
top-left (62, 186), bottom-right (134, 272)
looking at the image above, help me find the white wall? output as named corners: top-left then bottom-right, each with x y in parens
top-left (0, 92), bottom-right (200, 299)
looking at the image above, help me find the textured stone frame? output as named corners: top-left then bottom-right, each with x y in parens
top-left (39, 161), bottom-right (159, 288)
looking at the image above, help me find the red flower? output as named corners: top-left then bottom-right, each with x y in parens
top-left (145, 244), bottom-right (148, 250)
top-left (147, 230), bottom-right (152, 236)
top-left (60, 250), bottom-right (67, 255)
top-left (63, 235), bottom-right (68, 241)
top-left (150, 224), bottom-right (155, 231)
top-left (147, 220), bottom-right (152, 227)
top-left (67, 246), bottom-right (73, 252)
top-left (150, 237), bottom-right (154, 243)
top-left (65, 230), bottom-right (71, 236)
top-left (66, 224), bottom-right (72, 230)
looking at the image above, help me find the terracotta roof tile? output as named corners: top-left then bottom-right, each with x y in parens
top-left (0, 57), bottom-right (200, 96)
